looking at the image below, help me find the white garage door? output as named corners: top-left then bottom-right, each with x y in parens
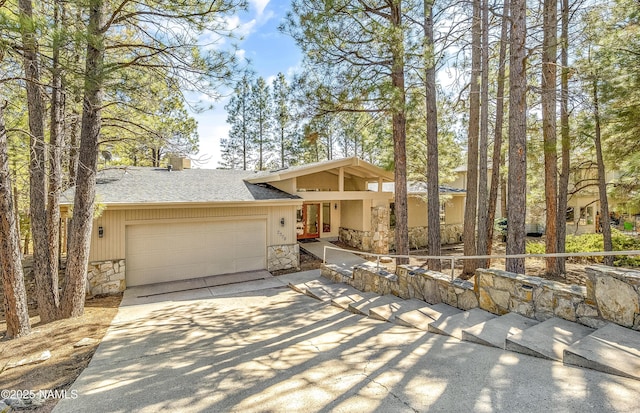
top-left (126, 219), bottom-right (266, 286)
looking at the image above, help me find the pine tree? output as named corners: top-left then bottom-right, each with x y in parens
top-left (249, 77), bottom-right (273, 171)
top-left (223, 73), bottom-right (253, 170)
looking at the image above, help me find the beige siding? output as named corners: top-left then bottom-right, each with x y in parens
top-left (89, 205), bottom-right (297, 262)
top-left (297, 172), bottom-right (339, 191)
top-left (450, 172), bottom-right (466, 190)
top-left (295, 171), bottom-right (370, 192)
top-left (344, 176), bottom-right (367, 191)
top-left (91, 210), bottom-right (126, 261)
top-left (408, 197), bottom-right (428, 227)
top-left (340, 199), bottom-right (373, 231)
top-left (445, 196), bottom-right (465, 225)
top-left (270, 178), bottom-right (296, 194)
top-left (124, 206), bottom-right (269, 221)
top-left (268, 205), bottom-right (297, 245)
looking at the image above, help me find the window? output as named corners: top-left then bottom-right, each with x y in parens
top-left (440, 202), bottom-right (446, 223)
top-left (566, 207), bottom-right (574, 222)
top-left (322, 202), bottom-right (331, 232)
top-left (579, 206), bottom-right (594, 225)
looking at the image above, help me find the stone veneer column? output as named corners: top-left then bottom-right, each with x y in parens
top-left (371, 205), bottom-right (390, 254)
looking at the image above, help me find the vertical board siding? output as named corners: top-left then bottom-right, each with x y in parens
top-left (268, 206), bottom-right (297, 245)
top-left (90, 210), bottom-right (126, 262)
top-left (90, 205), bottom-right (297, 262)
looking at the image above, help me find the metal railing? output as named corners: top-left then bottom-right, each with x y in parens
top-left (322, 245), bottom-right (640, 280)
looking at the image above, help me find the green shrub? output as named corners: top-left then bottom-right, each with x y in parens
top-left (525, 241), bottom-right (545, 254)
top-left (525, 229), bottom-right (640, 267)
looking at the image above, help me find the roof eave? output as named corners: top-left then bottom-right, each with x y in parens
top-left (61, 199), bottom-right (303, 210)
top-left (246, 157), bottom-right (394, 184)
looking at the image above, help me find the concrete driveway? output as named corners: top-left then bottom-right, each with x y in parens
top-left (54, 270), bottom-right (640, 413)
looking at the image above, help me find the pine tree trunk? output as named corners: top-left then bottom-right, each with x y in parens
top-left (463, 0), bottom-right (481, 276)
top-left (593, 79), bottom-right (613, 265)
top-left (542, 0), bottom-right (559, 276)
top-left (487, 0), bottom-right (509, 264)
top-left (19, 0), bottom-right (60, 323)
top-left (557, 0), bottom-right (570, 274)
top-left (46, 0), bottom-right (64, 314)
top-left (62, 0), bottom-right (106, 318)
top-left (0, 102), bottom-right (32, 338)
top-left (476, 0), bottom-right (490, 266)
top-left (424, 0), bottom-right (441, 271)
top-left (391, 0), bottom-right (409, 265)
top-left (67, 6), bottom-right (84, 189)
top-left (506, 0), bottom-right (528, 274)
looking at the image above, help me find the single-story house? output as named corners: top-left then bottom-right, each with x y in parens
top-left (61, 157), bottom-right (465, 294)
top-left (60, 157), bottom-right (392, 292)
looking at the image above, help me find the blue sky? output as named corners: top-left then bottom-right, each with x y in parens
top-left (192, 0), bottom-right (301, 168)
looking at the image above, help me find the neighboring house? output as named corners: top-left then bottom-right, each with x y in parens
top-left (453, 163), bottom-right (628, 235)
top-left (565, 169), bottom-right (622, 235)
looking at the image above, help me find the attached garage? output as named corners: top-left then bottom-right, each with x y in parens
top-left (60, 166), bottom-right (302, 294)
top-left (125, 219), bottom-right (267, 287)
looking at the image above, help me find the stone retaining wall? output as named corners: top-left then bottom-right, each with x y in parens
top-left (586, 265), bottom-right (640, 330)
top-left (396, 266), bottom-right (478, 310)
top-left (322, 262), bottom-right (640, 332)
top-left (267, 244), bottom-right (300, 272)
top-left (87, 259), bottom-right (126, 296)
top-left (321, 263), bottom-right (478, 310)
top-left (477, 266), bottom-right (640, 330)
top-left (476, 268), bottom-right (604, 328)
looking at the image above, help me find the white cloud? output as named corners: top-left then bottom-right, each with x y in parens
top-left (224, 15), bottom-right (257, 37)
top-left (265, 74), bottom-right (277, 85)
top-left (249, 0), bottom-right (271, 18)
top-left (193, 109), bottom-right (231, 169)
top-left (286, 63), bottom-right (302, 79)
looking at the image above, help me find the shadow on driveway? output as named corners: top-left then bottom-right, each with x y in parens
top-left (54, 279), bottom-right (640, 412)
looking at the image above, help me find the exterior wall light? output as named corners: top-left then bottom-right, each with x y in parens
top-left (98, 226), bottom-right (104, 238)
top-left (334, 203), bottom-right (338, 210)
top-left (280, 218), bottom-right (285, 226)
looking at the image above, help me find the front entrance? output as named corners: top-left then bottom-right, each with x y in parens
top-left (297, 203), bottom-right (320, 239)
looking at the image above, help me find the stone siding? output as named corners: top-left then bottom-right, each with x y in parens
top-left (267, 244), bottom-right (300, 272)
top-left (339, 227), bottom-right (372, 252)
top-left (441, 224), bottom-right (464, 245)
top-left (87, 259), bottom-right (126, 296)
top-left (341, 223), bottom-right (463, 253)
top-left (389, 223), bottom-right (464, 250)
top-left (371, 206), bottom-right (390, 254)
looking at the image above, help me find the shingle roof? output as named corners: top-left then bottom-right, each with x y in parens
top-left (61, 167), bottom-right (300, 205)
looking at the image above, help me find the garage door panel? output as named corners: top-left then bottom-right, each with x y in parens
top-left (126, 219), bottom-right (267, 287)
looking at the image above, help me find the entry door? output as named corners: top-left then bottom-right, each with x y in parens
top-left (297, 203), bottom-right (320, 239)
